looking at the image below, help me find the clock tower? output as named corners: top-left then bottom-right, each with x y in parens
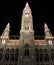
top-left (18, 2), bottom-right (36, 65)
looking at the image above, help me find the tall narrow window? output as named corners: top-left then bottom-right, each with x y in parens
top-left (36, 49), bottom-right (40, 62)
top-left (0, 48), bottom-right (3, 61)
top-left (25, 49), bottom-right (29, 56)
top-left (10, 53), bottom-right (14, 61)
top-left (45, 54), bottom-right (49, 61)
top-left (51, 49), bottom-right (54, 62)
top-left (0, 53), bottom-right (2, 61)
top-left (15, 53), bottom-right (18, 61)
top-left (15, 48), bottom-right (18, 61)
top-left (51, 53), bottom-right (54, 61)
top-left (36, 53), bottom-right (39, 62)
top-left (5, 53), bottom-right (9, 61)
top-left (40, 53), bottom-right (44, 62)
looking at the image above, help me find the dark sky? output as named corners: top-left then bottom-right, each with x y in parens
top-left (0, 0), bottom-right (54, 36)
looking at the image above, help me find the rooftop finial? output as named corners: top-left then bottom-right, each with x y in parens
top-left (45, 23), bottom-right (48, 28)
top-left (23, 2), bottom-right (31, 13)
top-left (26, 2), bottom-right (29, 7)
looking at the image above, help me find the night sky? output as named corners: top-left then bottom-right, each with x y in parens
top-left (0, 0), bottom-right (54, 36)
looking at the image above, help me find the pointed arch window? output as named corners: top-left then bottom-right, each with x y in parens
top-left (0, 48), bottom-right (3, 61)
top-left (5, 53), bottom-right (9, 61)
top-left (25, 49), bottom-right (29, 56)
top-left (10, 53), bottom-right (14, 61)
top-left (0, 53), bottom-right (2, 61)
top-left (15, 48), bottom-right (18, 61)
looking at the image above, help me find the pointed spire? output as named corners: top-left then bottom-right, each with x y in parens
top-left (44, 23), bottom-right (53, 39)
top-left (44, 23), bottom-right (49, 32)
top-left (25, 2), bottom-right (29, 8)
top-left (5, 23), bottom-right (10, 31)
top-left (1, 23), bottom-right (10, 39)
top-left (23, 2), bottom-right (31, 13)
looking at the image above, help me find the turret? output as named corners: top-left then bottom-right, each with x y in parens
top-left (1, 23), bottom-right (10, 44)
top-left (44, 23), bottom-right (53, 45)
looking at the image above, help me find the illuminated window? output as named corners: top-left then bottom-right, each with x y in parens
top-left (2, 40), bottom-right (6, 44)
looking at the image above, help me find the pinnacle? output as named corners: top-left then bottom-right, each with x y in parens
top-left (6, 23), bottom-right (10, 28)
top-left (25, 2), bottom-right (29, 7)
top-left (45, 23), bottom-right (48, 28)
top-left (24, 2), bottom-right (30, 9)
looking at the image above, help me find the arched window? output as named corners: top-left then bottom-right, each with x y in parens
top-left (6, 48), bottom-right (10, 52)
top-left (15, 48), bottom-right (18, 53)
top-left (36, 53), bottom-right (39, 62)
top-left (25, 49), bottom-right (29, 56)
top-left (0, 48), bottom-right (3, 52)
top-left (5, 53), bottom-right (9, 61)
top-left (0, 53), bottom-right (2, 61)
top-left (44, 49), bottom-right (48, 53)
top-left (11, 48), bottom-right (15, 52)
top-left (45, 54), bottom-right (49, 61)
top-left (15, 48), bottom-right (18, 61)
top-left (40, 53), bottom-right (44, 62)
top-left (39, 49), bottom-right (43, 53)
top-left (51, 49), bottom-right (54, 52)
top-left (10, 53), bottom-right (14, 61)
top-left (15, 53), bottom-right (18, 61)
top-left (35, 49), bottom-right (40, 62)
top-left (51, 53), bottom-right (54, 61)
top-left (0, 48), bottom-right (3, 61)
top-left (25, 44), bottom-right (29, 48)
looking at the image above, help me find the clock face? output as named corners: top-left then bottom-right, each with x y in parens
top-left (25, 13), bottom-right (30, 17)
top-left (25, 14), bottom-right (29, 17)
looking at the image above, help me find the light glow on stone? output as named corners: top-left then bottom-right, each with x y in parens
top-left (25, 14), bottom-right (29, 17)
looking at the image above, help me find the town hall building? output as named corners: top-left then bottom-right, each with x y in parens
top-left (0, 2), bottom-right (54, 65)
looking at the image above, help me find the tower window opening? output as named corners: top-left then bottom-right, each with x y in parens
top-left (25, 49), bottom-right (29, 56)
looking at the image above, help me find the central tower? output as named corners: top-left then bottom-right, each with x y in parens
top-left (20, 2), bottom-right (34, 42)
top-left (18, 3), bottom-right (36, 65)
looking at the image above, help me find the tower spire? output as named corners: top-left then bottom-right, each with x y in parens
top-left (44, 23), bottom-right (54, 45)
top-left (23, 2), bottom-right (31, 13)
top-left (44, 23), bottom-right (53, 39)
top-left (20, 2), bottom-right (34, 32)
top-left (1, 23), bottom-right (10, 39)
top-left (25, 2), bottom-right (29, 7)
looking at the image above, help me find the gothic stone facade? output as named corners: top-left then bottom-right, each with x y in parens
top-left (0, 3), bottom-right (54, 65)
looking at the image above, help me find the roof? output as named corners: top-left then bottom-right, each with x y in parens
top-left (7, 39), bottom-right (20, 45)
top-left (34, 40), bottom-right (47, 45)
